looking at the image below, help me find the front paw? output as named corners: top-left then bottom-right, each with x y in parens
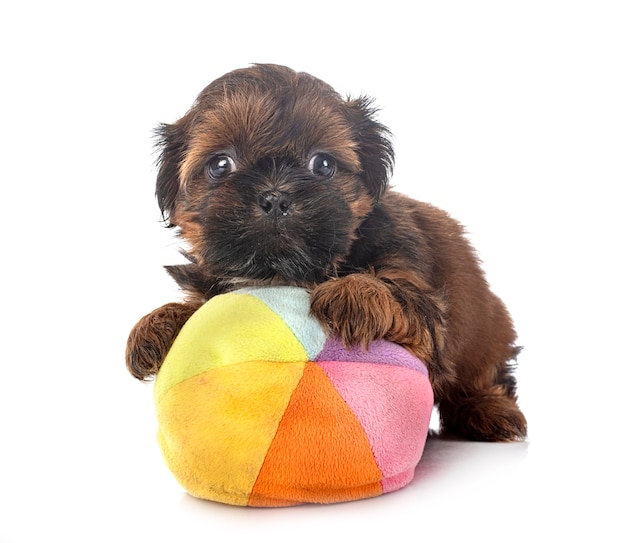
top-left (310, 274), bottom-right (404, 349)
top-left (125, 303), bottom-right (199, 380)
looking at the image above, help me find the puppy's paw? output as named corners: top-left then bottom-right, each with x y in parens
top-left (310, 274), bottom-right (405, 349)
top-left (125, 302), bottom-right (199, 380)
top-left (439, 393), bottom-right (528, 442)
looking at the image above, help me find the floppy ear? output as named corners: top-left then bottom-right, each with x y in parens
top-left (154, 119), bottom-right (188, 227)
top-left (345, 96), bottom-right (394, 201)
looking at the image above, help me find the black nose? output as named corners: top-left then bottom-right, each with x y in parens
top-left (258, 192), bottom-right (292, 216)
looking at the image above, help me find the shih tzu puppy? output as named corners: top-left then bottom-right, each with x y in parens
top-left (126, 64), bottom-right (527, 442)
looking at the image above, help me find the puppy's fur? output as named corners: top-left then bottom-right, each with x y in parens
top-left (126, 64), bottom-right (527, 442)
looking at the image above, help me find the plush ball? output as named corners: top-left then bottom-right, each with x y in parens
top-left (154, 286), bottom-right (433, 507)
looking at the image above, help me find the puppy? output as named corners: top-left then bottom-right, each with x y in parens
top-left (126, 64), bottom-right (527, 442)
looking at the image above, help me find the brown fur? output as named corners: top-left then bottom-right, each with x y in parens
top-left (126, 64), bottom-right (526, 442)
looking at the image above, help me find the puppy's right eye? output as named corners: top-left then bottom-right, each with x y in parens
top-left (308, 153), bottom-right (336, 178)
top-left (205, 155), bottom-right (236, 180)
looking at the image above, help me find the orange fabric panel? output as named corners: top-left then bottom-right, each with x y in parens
top-left (248, 363), bottom-right (382, 506)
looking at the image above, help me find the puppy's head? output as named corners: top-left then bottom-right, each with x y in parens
top-left (156, 64), bottom-right (393, 285)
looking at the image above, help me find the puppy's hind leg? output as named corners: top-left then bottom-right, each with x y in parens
top-left (438, 349), bottom-right (527, 442)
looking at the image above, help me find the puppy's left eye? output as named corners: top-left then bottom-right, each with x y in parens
top-left (205, 154), bottom-right (237, 181)
top-left (308, 153), bottom-right (336, 178)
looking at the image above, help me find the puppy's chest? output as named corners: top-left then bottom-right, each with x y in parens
top-left (345, 214), bottom-right (399, 270)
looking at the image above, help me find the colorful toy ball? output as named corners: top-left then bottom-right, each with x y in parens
top-left (154, 286), bottom-right (434, 506)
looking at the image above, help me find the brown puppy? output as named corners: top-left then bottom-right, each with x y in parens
top-left (126, 64), bottom-right (527, 442)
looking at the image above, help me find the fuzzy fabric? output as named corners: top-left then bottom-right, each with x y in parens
top-left (154, 286), bottom-right (433, 507)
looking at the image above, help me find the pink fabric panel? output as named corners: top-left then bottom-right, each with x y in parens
top-left (318, 362), bottom-right (433, 493)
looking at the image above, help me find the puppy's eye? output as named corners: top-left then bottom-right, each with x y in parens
top-left (205, 154), bottom-right (236, 180)
top-left (308, 153), bottom-right (336, 178)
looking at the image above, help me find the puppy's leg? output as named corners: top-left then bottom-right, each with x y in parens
top-left (438, 300), bottom-right (527, 442)
top-left (310, 272), bottom-right (451, 389)
top-left (126, 302), bottom-right (200, 380)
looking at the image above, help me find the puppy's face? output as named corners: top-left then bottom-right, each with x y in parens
top-left (156, 64), bottom-right (393, 284)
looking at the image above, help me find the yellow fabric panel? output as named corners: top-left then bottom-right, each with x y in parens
top-left (154, 292), bottom-right (309, 404)
top-left (156, 361), bottom-right (306, 505)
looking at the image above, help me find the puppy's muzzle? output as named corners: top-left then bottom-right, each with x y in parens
top-left (258, 191), bottom-right (292, 217)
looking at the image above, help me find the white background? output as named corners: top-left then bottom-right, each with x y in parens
top-left (1, 1), bottom-right (624, 541)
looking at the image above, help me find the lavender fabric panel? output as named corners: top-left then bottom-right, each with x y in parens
top-left (315, 337), bottom-right (428, 376)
